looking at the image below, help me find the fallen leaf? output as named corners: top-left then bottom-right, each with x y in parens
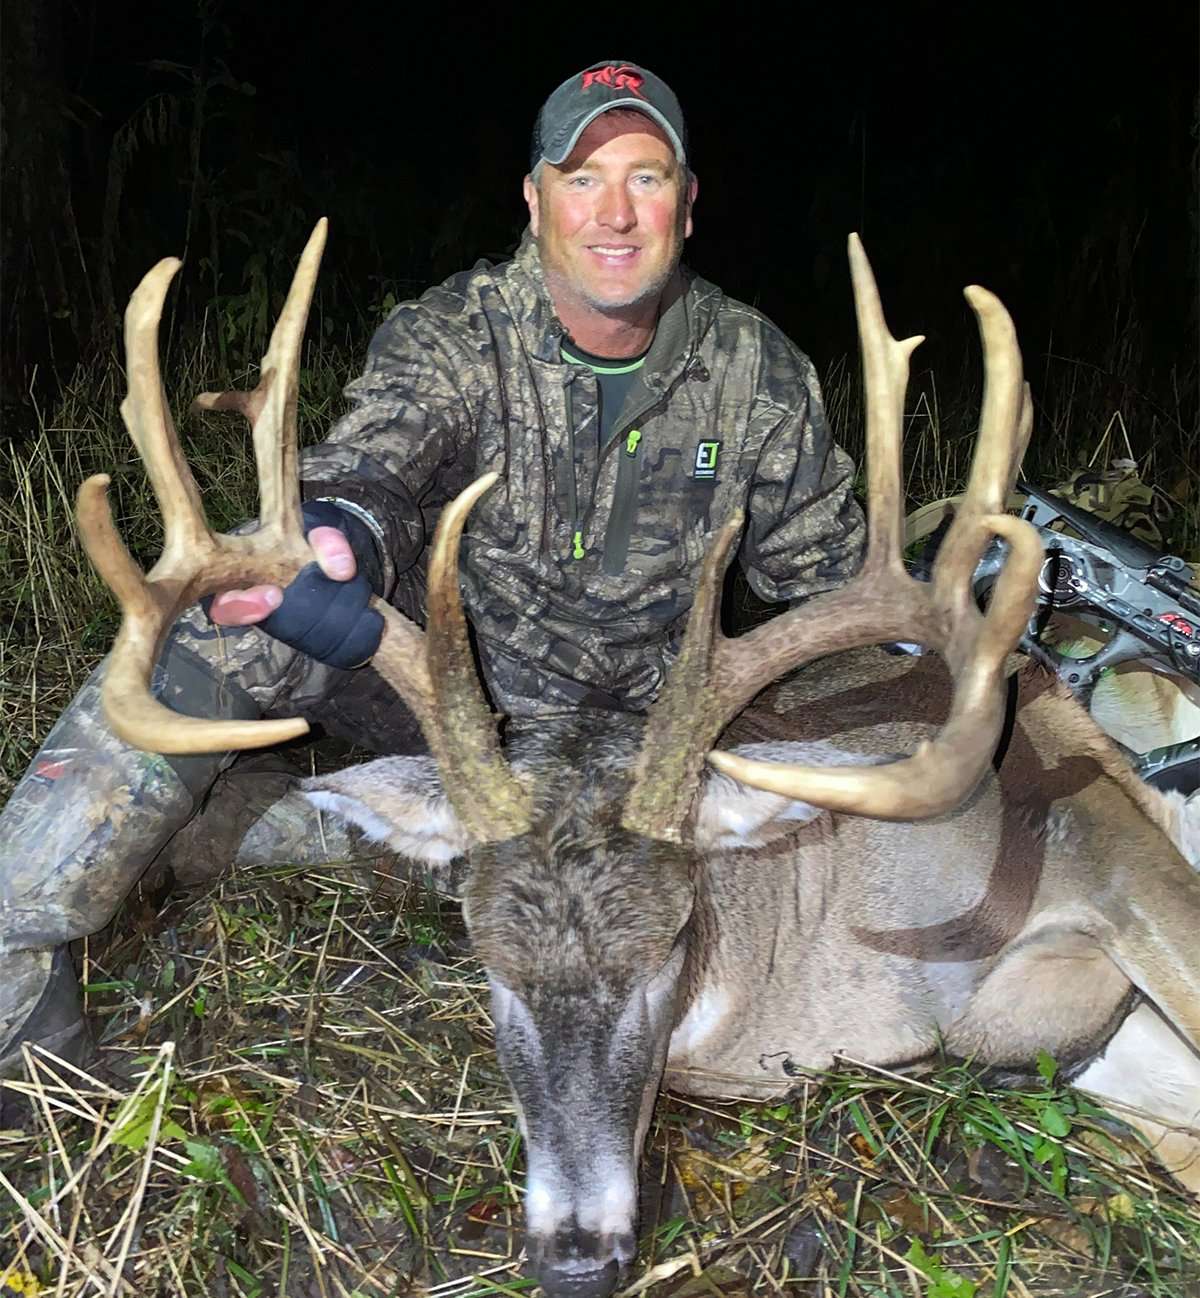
top-left (877, 1188), bottom-right (929, 1234)
top-left (1034, 1216), bottom-right (1092, 1257)
top-left (849, 1132), bottom-right (877, 1165)
top-left (221, 1145), bottom-right (260, 1212)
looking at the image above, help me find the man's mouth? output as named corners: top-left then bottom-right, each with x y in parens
top-left (588, 245), bottom-right (640, 263)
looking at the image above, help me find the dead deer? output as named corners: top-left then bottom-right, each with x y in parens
top-left (77, 222), bottom-right (1200, 1298)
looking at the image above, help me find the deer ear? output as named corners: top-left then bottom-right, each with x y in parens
top-left (302, 756), bottom-right (470, 863)
top-left (695, 742), bottom-right (891, 851)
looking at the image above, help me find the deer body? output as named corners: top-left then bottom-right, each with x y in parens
top-left (303, 648), bottom-right (1200, 1291)
top-left (78, 225), bottom-right (1200, 1298)
top-left (676, 651), bottom-right (1200, 1093)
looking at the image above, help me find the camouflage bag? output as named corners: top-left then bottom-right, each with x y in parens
top-left (1049, 459), bottom-right (1174, 549)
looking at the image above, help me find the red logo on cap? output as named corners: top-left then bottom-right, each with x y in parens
top-left (581, 65), bottom-right (646, 98)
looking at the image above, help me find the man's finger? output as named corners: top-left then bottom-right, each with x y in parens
top-left (209, 585), bottom-right (284, 626)
top-left (307, 525), bottom-right (357, 580)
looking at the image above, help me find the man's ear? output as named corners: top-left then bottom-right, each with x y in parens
top-left (303, 755), bottom-right (469, 864)
top-left (523, 174), bottom-right (540, 237)
top-left (693, 742), bottom-right (889, 851)
top-left (684, 171), bottom-right (698, 239)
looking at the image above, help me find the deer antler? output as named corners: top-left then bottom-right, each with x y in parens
top-left (623, 234), bottom-right (1043, 840)
top-left (77, 219), bottom-right (530, 843)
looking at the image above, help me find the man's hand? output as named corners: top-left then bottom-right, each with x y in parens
top-left (208, 502), bottom-right (385, 670)
top-left (208, 526), bottom-right (357, 625)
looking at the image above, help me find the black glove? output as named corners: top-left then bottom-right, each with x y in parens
top-left (258, 500), bottom-right (386, 669)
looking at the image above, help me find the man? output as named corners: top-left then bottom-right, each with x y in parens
top-left (0, 60), bottom-right (864, 1072)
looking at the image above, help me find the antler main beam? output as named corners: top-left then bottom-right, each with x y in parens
top-left (624, 234), bottom-right (1043, 839)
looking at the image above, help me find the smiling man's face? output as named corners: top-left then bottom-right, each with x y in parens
top-left (524, 112), bottom-right (697, 331)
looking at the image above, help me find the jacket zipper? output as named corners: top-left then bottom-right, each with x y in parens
top-left (566, 371), bottom-right (655, 566)
top-left (563, 375), bottom-right (586, 560)
top-left (598, 427), bottom-right (645, 575)
top-left (566, 369), bottom-right (679, 572)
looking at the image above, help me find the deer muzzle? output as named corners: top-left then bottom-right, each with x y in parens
top-left (488, 955), bottom-right (683, 1295)
top-left (525, 1149), bottom-right (638, 1297)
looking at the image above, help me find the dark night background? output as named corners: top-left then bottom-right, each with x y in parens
top-left (3, 0), bottom-right (1197, 464)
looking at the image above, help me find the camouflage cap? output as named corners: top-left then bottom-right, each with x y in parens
top-left (530, 60), bottom-right (688, 172)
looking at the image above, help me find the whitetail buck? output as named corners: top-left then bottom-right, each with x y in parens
top-left (77, 223), bottom-right (1200, 1298)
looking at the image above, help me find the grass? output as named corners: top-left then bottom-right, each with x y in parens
top-left (1, 325), bottom-right (1198, 1295)
top-left (3, 856), bottom-right (1198, 1297)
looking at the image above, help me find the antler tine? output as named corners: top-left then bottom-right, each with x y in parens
top-left (623, 511), bottom-right (744, 841)
top-left (254, 219), bottom-right (325, 537)
top-left (849, 233), bottom-right (924, 575)
top-left (925, 289), bottom-right (1039, 696)
top-left (76, 473), bottom-right (169, 622)
top-left (420, 472), bottom-right (533, 842)
top-left (119, 259), bottom-right (214, 562)
top-left (963, 287), bottom-right (1026, 509)
top-left (930, 285), bottom-right (1028, 619)
top-left (194, 220), bottom-right (327, 539)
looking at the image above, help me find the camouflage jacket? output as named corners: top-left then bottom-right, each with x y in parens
top-left (301, 232), bottom-right (865, 716)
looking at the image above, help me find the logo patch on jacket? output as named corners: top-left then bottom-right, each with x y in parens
top-left (693, 440), bottom-right (721, 479)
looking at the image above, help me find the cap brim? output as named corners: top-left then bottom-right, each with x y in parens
top-left (542, 100), bottom-right (686, 167)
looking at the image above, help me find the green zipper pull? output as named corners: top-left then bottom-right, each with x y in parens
top-left (625, 428), bottom-right (642, 456)
top-left (572, 530), bottom-right (585, 559)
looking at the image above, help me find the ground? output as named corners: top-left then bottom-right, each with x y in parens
top-left (3, 845), bottom-right (1197, 1297)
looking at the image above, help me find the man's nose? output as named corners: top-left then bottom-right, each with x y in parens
top-left (596, 183), bottom-right (635, 231)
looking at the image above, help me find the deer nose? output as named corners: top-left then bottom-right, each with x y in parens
top-left (538, 1257), bottom-right (621, 1298)
top-left (531, 1223), bottom-right (635, 1298)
